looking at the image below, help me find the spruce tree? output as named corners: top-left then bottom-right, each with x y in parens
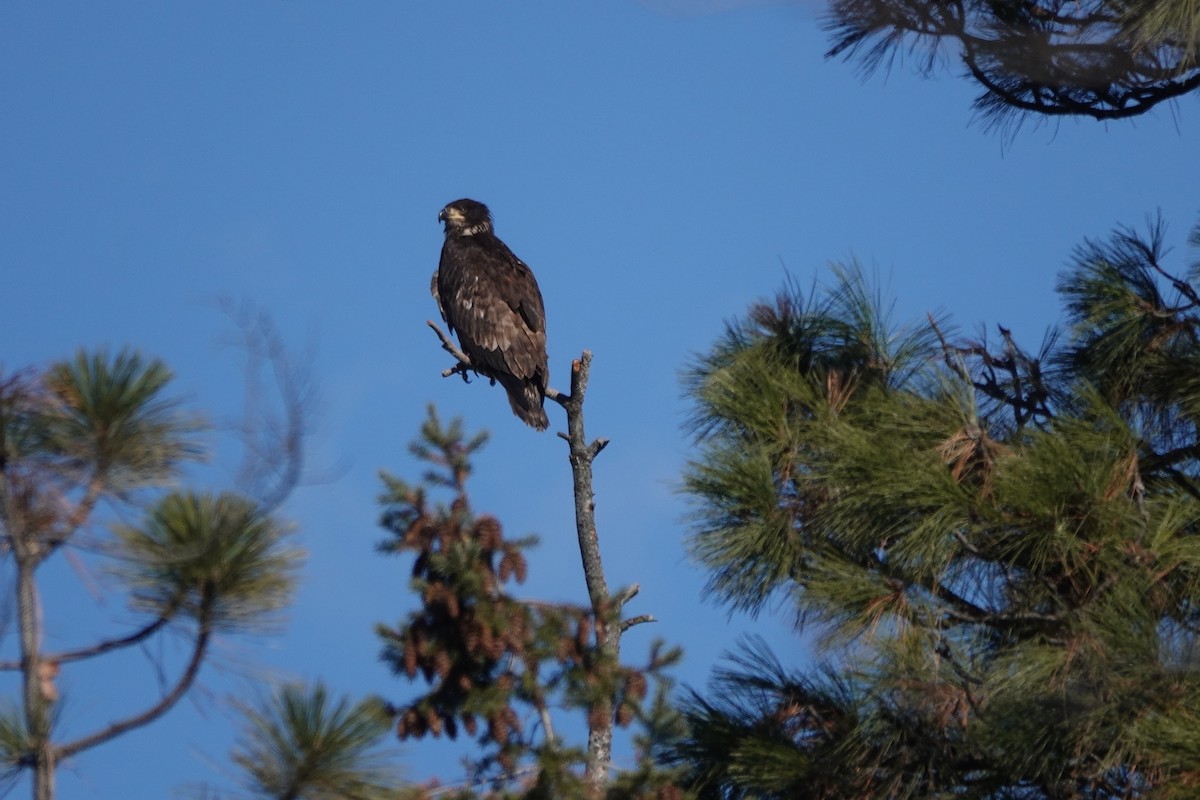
top-left (374, 407), bottom-right (685, 799)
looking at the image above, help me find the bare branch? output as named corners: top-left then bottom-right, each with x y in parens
top-left (0, 612), bottom-right (173, 670)
top-left (56, 611), bottom-right (212, 760)
top-left (560, 353), bottom-right (609, 611)
top-left (620, 615), bottom-right (656, 633)
top-left (416, 336), bottom-right (655, 795)
top-left (427, 320), bottom-right (476, 380)
top-left (556, 352), bottom-right (619, 794)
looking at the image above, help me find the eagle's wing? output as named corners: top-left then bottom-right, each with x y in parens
top-left (430, 268), bottom-right (445, 321)
top-left (505, 256), bottom-right (546, 335)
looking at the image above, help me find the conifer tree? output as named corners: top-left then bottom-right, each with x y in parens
top-left (825, 0), bottom-right (1200, 124)
top-left (227, 682), bottom-right (410, 800)
top-left (0, 347), bottom-right (306, 800)
top-left (375, 407), bottom-right (684, 799)
top-left (673, 217), bottom-right (1200, 798)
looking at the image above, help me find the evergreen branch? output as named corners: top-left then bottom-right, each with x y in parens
top-left (55, 607), bottom-right (213, 760)
top-left (934, 640), bottom-right (983, 688)
top-left (0, 614), bottom-right (173, 671)
top-left (1141, 440), bottom-right (1200, 473)
top-left (1140, 240), bottom-right (1200, 309)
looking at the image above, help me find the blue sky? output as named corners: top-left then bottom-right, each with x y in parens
top-left (2, 1), bottom-right (1198, 796)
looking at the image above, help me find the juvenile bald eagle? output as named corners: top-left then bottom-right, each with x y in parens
top-left (434, 199), bottom-right (550, 430)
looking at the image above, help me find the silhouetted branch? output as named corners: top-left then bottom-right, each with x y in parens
top-left (825, 0), bottom-right (1200, 124)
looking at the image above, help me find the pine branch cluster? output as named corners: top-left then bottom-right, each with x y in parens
top-left (824, 0), bottom-right (1200, 126)
top-left (676, 218), bottom-right (1200, 798)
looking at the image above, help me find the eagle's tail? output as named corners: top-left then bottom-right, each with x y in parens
top-left (497, 373), bottom-right (549, 431)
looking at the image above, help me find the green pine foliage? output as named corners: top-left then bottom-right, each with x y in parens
top-left (229, 683), bottom-right (409, 800)
top-left (113, 491), bottom-right (301, 633)
top-left (675, 219), bottom-right (1200, 798)
top-left (0, 348), bottom-right (306, 800)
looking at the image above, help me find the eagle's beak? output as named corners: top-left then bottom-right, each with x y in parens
top-left (437, 209), bottom-right (447, 223)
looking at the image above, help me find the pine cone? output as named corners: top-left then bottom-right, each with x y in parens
top-left (624, 670), bottom-right (649, 702)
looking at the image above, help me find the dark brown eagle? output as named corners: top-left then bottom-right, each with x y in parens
top-left (433, 198), bottom-right (550, 430)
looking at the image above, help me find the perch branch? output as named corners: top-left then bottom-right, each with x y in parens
top-left (427, 320), bottom-right (475, 380)
top-left (556, 351), bottom-right (618, 796)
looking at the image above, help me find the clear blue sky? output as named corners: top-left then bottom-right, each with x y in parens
top-left (2, 1), bottom-right (1198, 796)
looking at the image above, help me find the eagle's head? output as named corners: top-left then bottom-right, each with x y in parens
top-left (439, 199), bottom-right (493, 237)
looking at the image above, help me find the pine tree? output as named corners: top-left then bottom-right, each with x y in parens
top-left (228, 682), bottom-right (410, 800)
top-left (673, 218), bottom-right (1200, 798)
top-left (825, 0), bottom-right (1200, 124)
top-left (0, 333), bottom-right (309, 800)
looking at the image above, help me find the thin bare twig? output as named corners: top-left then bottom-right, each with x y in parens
top-left (427, 320), bottom-right (476, 380)
top-left (620, 615), bottom-right (656, 633)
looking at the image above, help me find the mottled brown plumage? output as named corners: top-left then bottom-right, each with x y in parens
top-left (434, 199), bottom-right (549, 430)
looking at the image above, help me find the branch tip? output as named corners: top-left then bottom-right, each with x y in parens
top-left (615, 583), bottom-right (640, 606)
top-left (620, 614), bottom-right (655, 632)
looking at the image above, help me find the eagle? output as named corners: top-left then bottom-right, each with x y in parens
top-left (433, 198), bottom-right (550, 430)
